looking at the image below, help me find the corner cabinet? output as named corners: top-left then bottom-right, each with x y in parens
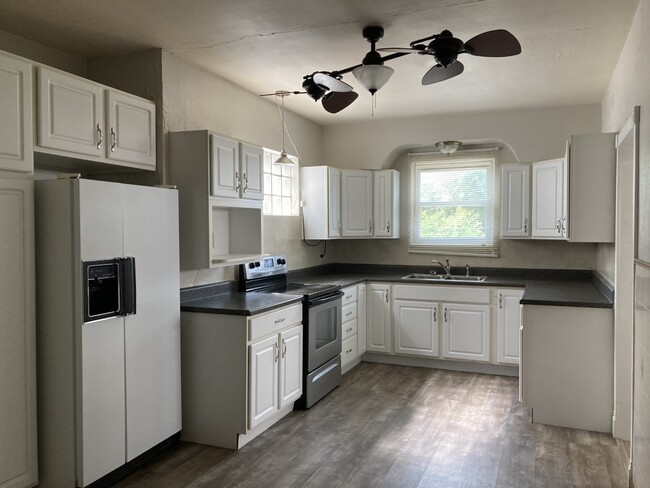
top-left (0, 52), bottom-right (33, 173)
top-left (169, 130), bottom-right (265, 269)
top-left (0, 178), bottom-right (37, 488)
top-left (500, 163), bottom-right (530, 238)
top-left (36, 66), bottom-right (156, 171)
top-left (301, 167), bottom-right (399, 240)
top-left (181, 303), bottom-right (302, 450)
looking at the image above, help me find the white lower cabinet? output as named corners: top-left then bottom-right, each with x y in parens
top-left (181, 303), bottom-right (302, 450)
top-left (496, 289), bottom-right (524, 365)
top-left (341, 285), bottom-right (362, 372)
top-left (441, 303), bottom-right (491, 362)
top-left (357, 284), bottom-right (367, 355)
top-left (393, 300), bottom-right (439, 357)
top-left (367, 283), bottom-right (391, 353)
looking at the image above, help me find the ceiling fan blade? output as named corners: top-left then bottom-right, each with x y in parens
top-left (322, 91), bottom-right (359, 114)
top-left (313, 72), bottom-right (353, 92)
top-left (421, 61), bottom-right (464, 85)
top-left (464, 29), bottom-right (521, 57)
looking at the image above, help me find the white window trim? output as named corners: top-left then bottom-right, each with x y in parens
top-left (409, 156), bottom-right (500, 257)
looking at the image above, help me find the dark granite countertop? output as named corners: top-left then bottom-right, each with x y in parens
top-left (179, 264), bottom-right (614, 315)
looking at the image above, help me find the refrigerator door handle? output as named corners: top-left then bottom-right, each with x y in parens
top-left (123, 257), bottom-right (137, 315)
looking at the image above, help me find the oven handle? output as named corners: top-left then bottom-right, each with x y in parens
top-left (308, 290), bottom-right (344, 307)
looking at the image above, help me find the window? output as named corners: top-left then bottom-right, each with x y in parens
top-left (410, 157), bottom-right (499, 257)
top-left (263, 149), bottom-right (299, 216)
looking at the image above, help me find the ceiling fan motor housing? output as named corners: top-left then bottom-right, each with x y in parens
top-left (302, 77), bottom-right (327, 101)
top-left (429, 31), bottom-right (465, 67)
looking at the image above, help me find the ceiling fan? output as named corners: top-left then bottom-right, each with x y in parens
top-left (260, 71), bottom-right (359, 114)
top-left (378, 29), bottom-right (521, 85)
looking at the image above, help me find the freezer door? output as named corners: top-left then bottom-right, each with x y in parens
top-left (122, 185), bottom-right (181, 461)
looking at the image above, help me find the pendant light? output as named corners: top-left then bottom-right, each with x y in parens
top-left (275, 93), bottom-right (293, 165)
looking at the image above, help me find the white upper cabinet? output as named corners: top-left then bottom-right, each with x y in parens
top-left (106, 91), bottom-right (156, 168)
top-left (37, 66), bottom-right (104, 158)
top-left (531, 158), bottom-right (564, 239)
top-left (341, 170), bottom-right (373, 237)
top-left (36, 66), bottom-right (156, 171)
top-left (210, 134), bottom-right (239, 198)
top-left (210, 136), bottom-right (264, 201)
top-left (239, 143), bottom-right (264, 201)
top-left (500, 163), bottom-right (530, 238)
top-left (0, 53), bottom-right (33, 173)
top-left (373, 169), bottom-right (400, 238)
top-left (300, 166), bottom-right (340, 240)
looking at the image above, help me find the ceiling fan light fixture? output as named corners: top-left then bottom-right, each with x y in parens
top-left (435, 140), bottom-right (462, 155)
top-left (352, 64), bottom-right (394, 95)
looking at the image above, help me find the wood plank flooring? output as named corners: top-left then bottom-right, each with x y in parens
top-left (116, 363), bottom-right (630, 488)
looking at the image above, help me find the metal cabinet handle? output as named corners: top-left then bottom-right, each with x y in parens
top-left (345, 311), bottom-right (353, 317)
top-left (338, 220), bottom-right (342, 231)
top-left (369, 220), bottom-right (373, 233)
top-left (387, 219), bottom-right (390, 233)
top-left (524, 217), bottom-right (528, 233)
top-left (385, 289), bottom-right (389, 303)
top-left (433, 307), bottom-right (437, 322)
top-left (345, 294), bottom-right (352, 300)
top-left (346, 327), bottom-right (353, 333)
top-left (281, 338), bottom-right (286, 358)
top-left (274, 317), bottom-right (285, 324)
top-left (110, 127), bottom-right (117, 152)
top-left (235, 172), bottom-right (241, 192)
top-left (274, 342), bottom-right (279, 362)
top-left (242, 173), bottom-right (248, 193)
top-left (561, 216), bottom-right (567, 235)
top-left (556, 218), bottom-right (562, 233)
top-left (499, 294), bottom-right (503, 309)
top-left (444, 308), bottom-right (448, 322)
top-left (96, 124), bottom-right (103, 149)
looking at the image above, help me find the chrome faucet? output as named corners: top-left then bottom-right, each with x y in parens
top-left (431, 258), bottom-right (451, 277)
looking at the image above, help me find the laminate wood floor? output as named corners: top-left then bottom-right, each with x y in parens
top-left (116, 363), bottom-right (629, 488)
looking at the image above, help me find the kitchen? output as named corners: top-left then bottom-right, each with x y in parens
top-left (0, 0), bottom-right (648, 487)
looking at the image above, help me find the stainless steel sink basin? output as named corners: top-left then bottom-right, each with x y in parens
top-left (401, 273), bottom-right (487, 282)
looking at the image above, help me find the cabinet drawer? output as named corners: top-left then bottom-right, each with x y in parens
top-left (342, 318), bottom-right (357, 341)
top-left (249, 304), bottom-right (302, 342)
top-left (342, 302), bottom-right (357, 323)
top-left (341, 286), bottom-right (357, 306)
top-left (341, 334), bottom-right (358, 367)
top-left (393, 284), bottom-right (490, 304)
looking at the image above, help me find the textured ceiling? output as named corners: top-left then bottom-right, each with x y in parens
top-left (0, 0), bottom-right (638, 125)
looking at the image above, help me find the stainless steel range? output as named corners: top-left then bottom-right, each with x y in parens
top-left (238, 256), bottom-right (343, 409)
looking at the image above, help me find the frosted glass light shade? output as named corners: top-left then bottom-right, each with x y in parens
top-left (435, 141), bottom-right (462, 155)
top-left (352, 65), bottom-right (394, 94)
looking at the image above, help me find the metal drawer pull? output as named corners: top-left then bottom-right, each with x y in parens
top-left (346, 294), bottom-right (352, 300)
top-left (274, 317), bottom-right (285, 324)
top-left (524, 217), bottom-right (528, 233)
top-left (385, 289), bottom-right (389, 303)
top-left (434, 308), bottom-right (437, 322)
top-left (242, 173), bottom-right (248, 193)
top-left (387, 219), bottom-right (390, 233)
top-left (345, 311), bottom-right (353, 317)
top-left (281, 338), bottom-right (286, 358)
top-left (235, 172), bottom-right (241, 191)
top-left (556, 218), bottom-right (561, 233)
top-left (110, 127), bottom-right (117, 152)
top-left (499, 294), bottom-right (503, 309)
top-left (444, 308), bottom-right (448, 322)
top-left (346, 327), bottom-right (352, 333)
top-left (96, 124), bottom-right (103, 149)
top-left (274, 342), bottom-right (279, 362)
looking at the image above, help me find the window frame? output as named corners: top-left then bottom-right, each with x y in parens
top-left (409, 156), bottom-right (500, 257)
top-left (262, 148), bottom-right (300, 216)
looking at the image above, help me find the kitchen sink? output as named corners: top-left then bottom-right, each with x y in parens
top-left (401, 273), bottom-right (487, 282)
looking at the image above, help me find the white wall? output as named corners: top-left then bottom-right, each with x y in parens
top-left (601, 0), bottom-right (650, 482)
top-left (160, 52), bottom-right (326, 287)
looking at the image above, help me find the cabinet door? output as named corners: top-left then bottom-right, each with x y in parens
top-left (358, 285), bottom-right (367, 355)
top-left (240, 143), bottom-right (264, 200)
top-left (80, 318), bottom-right (127, 486)
top-left (341, 334), bottom-right (358, 367)
top-left (249, 335), bottom-right (278, 429)
top-left (328, 168), bottom-right (341, 237)
top-left (367, 284), bottom-right (391, 353)
top-left (500, 164), bottom-right (530, 238)
top-left (106, 91), bottom-right (156, 168)
top-left (373, 170), bottom-right (399, 238)
top-left (210, 134), bottom-right (240, 198)
top-left (37, 67), bottom-right (104, 157)
top-left (442, 303), bottom-right (490, 362)
top-left (531, 158), bottom-right (564, 239)
top-left (0, 54), bottom-right (33, 172)
top-left (393, 300), bottom-right (439, 357)
top-left (341, 170), bottom-right (373, 237)
top-left (0, 179), bottom-right (37, 488)
top-left (278, 326), bottom-right (302, 408)
top-left (496, 289), bottom-right (524, 365)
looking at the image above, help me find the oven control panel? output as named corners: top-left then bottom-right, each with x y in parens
top-left (241, 255), bottom-right (288, 280)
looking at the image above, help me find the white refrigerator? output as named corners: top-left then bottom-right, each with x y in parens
top-left (35, 178), bottom-right (181, 487)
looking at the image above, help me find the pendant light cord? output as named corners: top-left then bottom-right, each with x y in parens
top-left (273, 94), bottom-right (301, 160)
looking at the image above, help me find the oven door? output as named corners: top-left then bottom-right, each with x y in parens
top-left (306, 293), bottom-right (343, 372)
